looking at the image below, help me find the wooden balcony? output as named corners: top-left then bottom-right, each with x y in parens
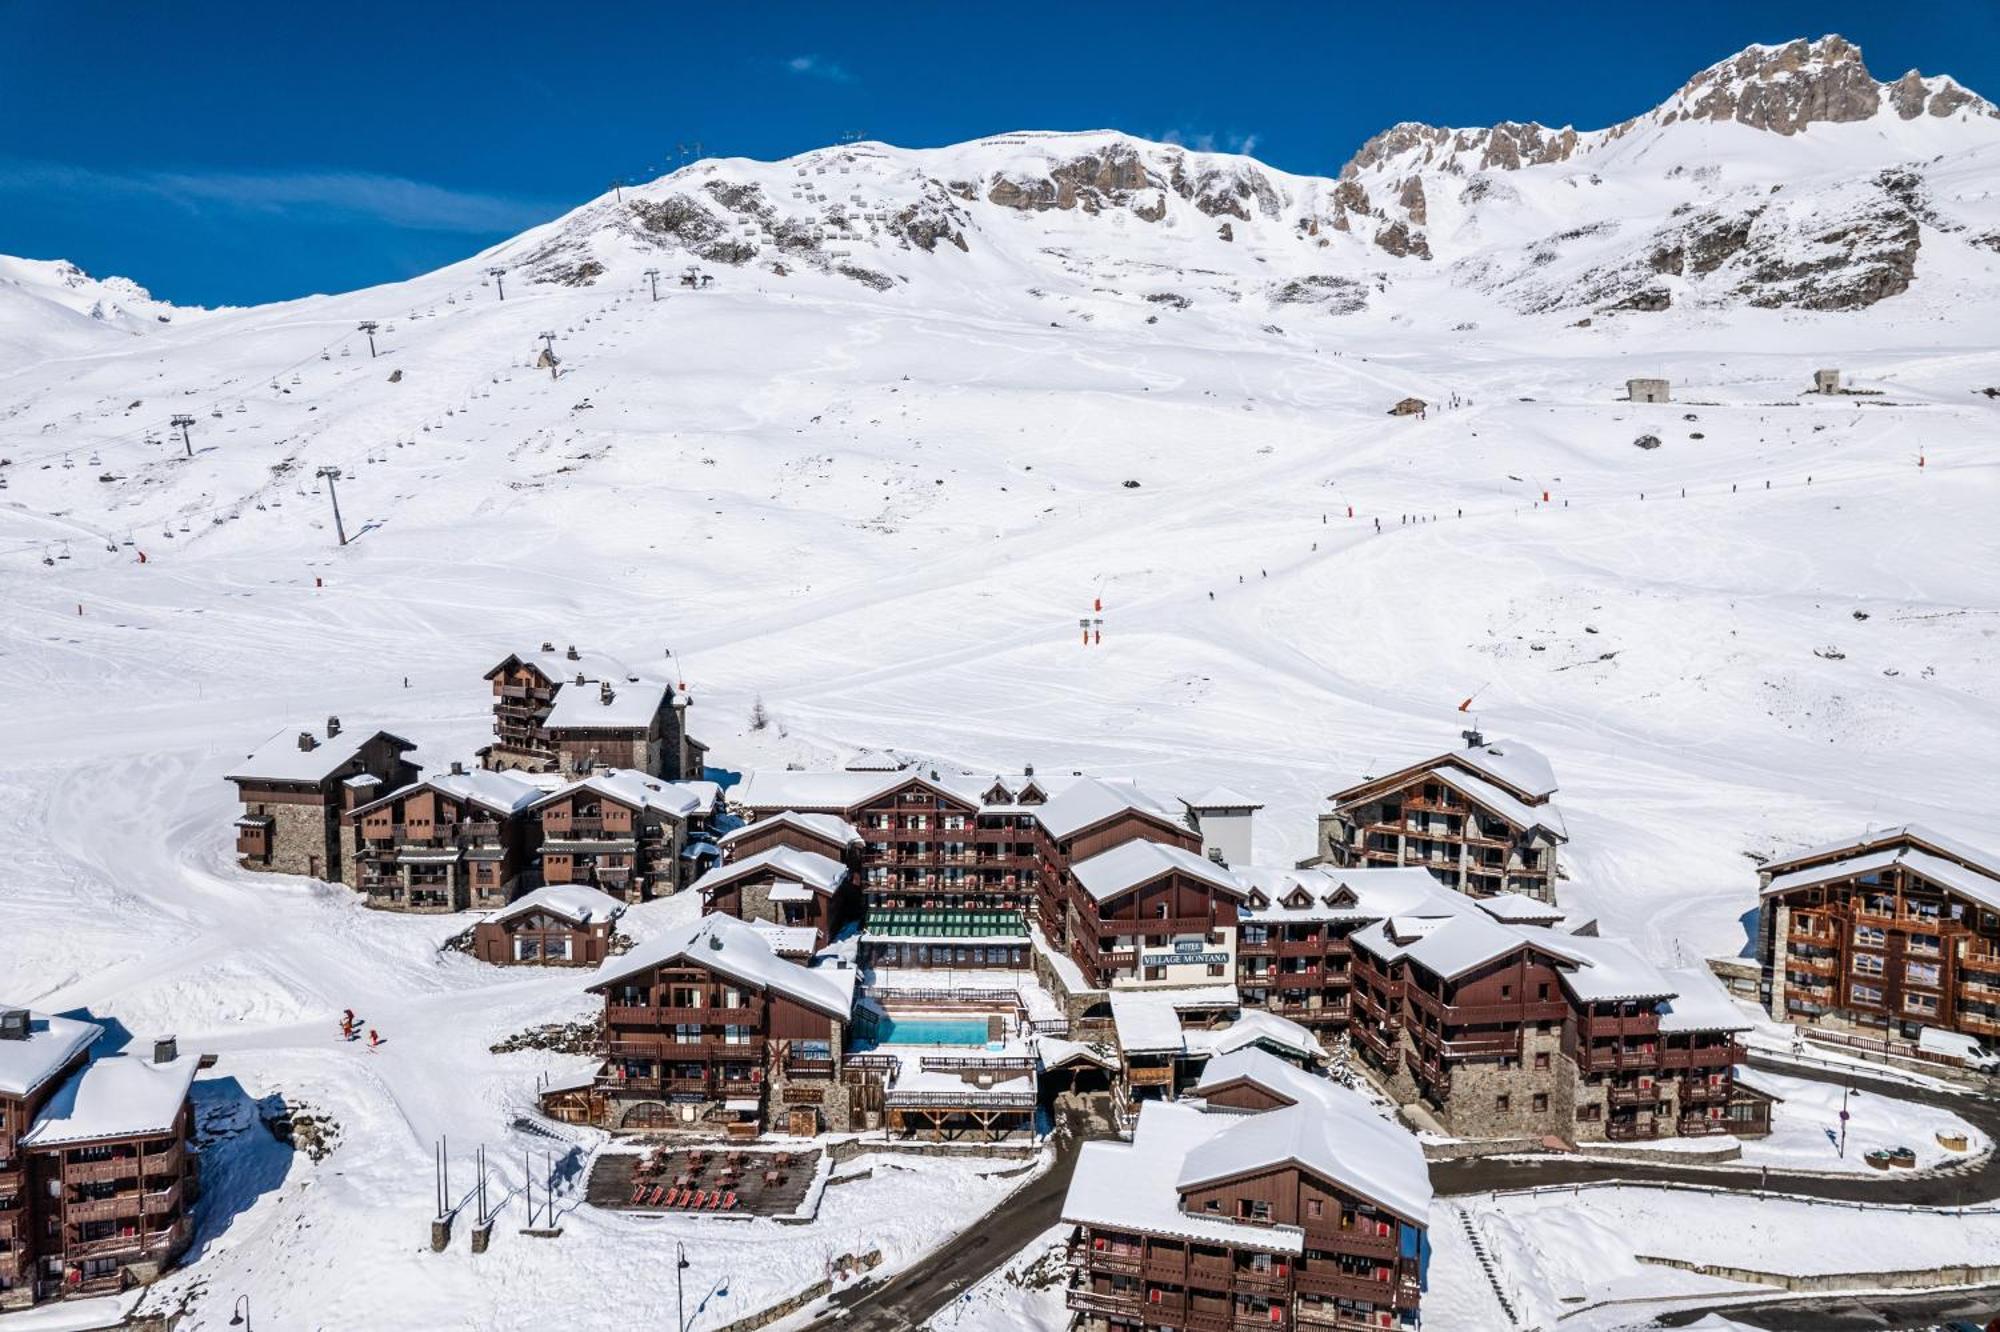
top-left (63, 1155), bottom-right (142, 1184)
top-left (1295, 1266), bottom-right (1394, 1303)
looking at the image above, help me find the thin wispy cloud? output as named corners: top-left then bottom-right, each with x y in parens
top-left (785, 53), bottom-right (854, 84)
top-left (1156, 129), bottom-right (1263, 157)
top-left (0, 158), bottom-right (556, 233)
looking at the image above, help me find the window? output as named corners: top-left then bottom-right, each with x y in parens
top-left (1855, 924), bottom-right (1886, 946)
top-left (1499, 984), bottom-right (1513, 999)
top-left (1534, 1052), bottom-right (1550, 1071)
top-left (1905, 992), bottom-right (1939, 1015)
top-left (1849, 982), bottom-right (1883, 1005)
top-left (1852, 953), bottom-right (1885, 977)
top-left (1237, 1198), bottom-right (1272, 1222)
top-left (1494, 1094), bottom-right (1511, 1112)
top-left (1906, 960), bottom-right (1941, 986)
top-left (1144, 966), bottom-right (1166, 982)
top-left (1576, 1104), bottom-right (1602, 1122)
top-left (1537, 983), bottom-right (1550, 1000)
top-left (1306, 1199), bottom-right (1324, 1219)
top-left (1910, 933), bottom-right (1942, 956)
top-left (1207, 963), bottom-right (1226, 978)
top-left (1532, 1093), bottom-right (1549, 1112)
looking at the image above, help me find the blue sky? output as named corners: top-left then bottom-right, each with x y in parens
top-left (4, 2), bottom-right (1994, 306)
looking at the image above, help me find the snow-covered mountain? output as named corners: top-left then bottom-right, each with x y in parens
top-left (0, 254), bottom-right (204, 358)
top-left (4, 37), bottom-right (2000, 1329)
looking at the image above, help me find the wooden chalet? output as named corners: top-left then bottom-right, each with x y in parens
top-left (0, 1013), bottom-right (200, 1309)
top-left (1062, 1050), bottom-right (1430, 1332)
top-left (582, 915), bottom-right (859, 1135)
top-left (1318, 733), bottom-right (1565, 902)
top-left (481, 643), bottom-right (705, 780)
top-left (1757, 825), bottom-right (2000, 1043)
top-left (473, 883), bottom-right (626, 966)
top-left (533, 770), bottom-right (718, 903)
top-left (227, 717), bottom-right (419, 884)
top-left (345, 763), bottom-right (543, 912)
top-left (694, 845), bottom-right (855, 951)
top-left (1058, 841), bottom-right (1247, 990)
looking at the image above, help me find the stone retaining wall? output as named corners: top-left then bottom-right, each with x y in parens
top-left (1636, 1253), bottom-right (2000, 1293)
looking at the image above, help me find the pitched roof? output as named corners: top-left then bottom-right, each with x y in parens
top-left (354, 766), bottom-right (544, 819)
top-left (1548, 933), bottom-right (1677, 1003)
top-left (1063, 1102), bottom-right (1306, 1254)
top-left (1176, 1050), bottom-right (1431, 1225)
top-left (718, 811), bottom-right (863, 849)
top-left (535, 771), bottom-right (716, 819)
top-left (1656, 966), bottom-right (1753, 1035)
top-left (1766, 824), bottom-right (2000, 881)
top-left (1183, 785), bottom-right (1263, 810)
top-left (1070, 839), bottom-right (1246, 903)
top-left (21, 1054), bottom-right (198, 1147)
top-left (732, 765), bottom-right (1181, 841)
top-left (1033, 777), bottom-right (1182, 838)
top-left (544, 676), bottom-right (674, 732)
top-left (692, 846), bottom-right (848, 897)
top-left (1762, 841), bottom-right (2000, 912)
top-left (227, 723), bottom-right (415, 784)
top-left (0, 1009), bottom-right (102, 1098)
top-left (1331, 737), bottom-right (1559, 808)
top-left (490, 882), bottom-right (627, 928)
top-left (589, 914), bottom-right (856, 1020)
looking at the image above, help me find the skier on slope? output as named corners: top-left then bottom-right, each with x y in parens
top-left (368, 1028), bottom-right (382, 1051)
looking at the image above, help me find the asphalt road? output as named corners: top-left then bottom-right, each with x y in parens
top-left (1654, 1284), bottom-right (2000, 1330)
top-left (820, 1095), bottom-right (1111, 1331)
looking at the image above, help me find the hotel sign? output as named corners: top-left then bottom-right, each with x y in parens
top-left (1142, 951), bottom-right (1229, 967)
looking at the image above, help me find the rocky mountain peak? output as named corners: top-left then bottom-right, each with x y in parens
top-left (1656, 34), bottom-right (1996, 134)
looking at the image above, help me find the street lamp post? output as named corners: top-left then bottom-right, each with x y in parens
top-left (676, 1241), bottom-right (690, 1331)
top-left (230, 1295), bottom-right (252, 1328)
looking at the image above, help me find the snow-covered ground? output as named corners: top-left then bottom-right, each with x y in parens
top-left (5, 47), bottom-right (2000, 1331)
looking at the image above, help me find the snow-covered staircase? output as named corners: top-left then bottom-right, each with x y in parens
top-left (1455, 1204), bottom-right (1521, 1328)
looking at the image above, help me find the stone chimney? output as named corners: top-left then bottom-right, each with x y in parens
top-left (0, 1009), bottom-right (28, 1041)
top-left (599, 681), bottom-right (615, 706)
top-left (566, 644), bottom-right (580, 661)
top-left (541, 640), bottom-right (555, 652)
top-left (153, 1035), bottom-right (179, 1065)
top-left (450, 760), bottom-right (465, 776)
top-left (326, 715), bottom-right (342, 738)
top-left (298, 731), bottom-right (319, 752)
top-left (1461, 728), bottom-right (1486, 750)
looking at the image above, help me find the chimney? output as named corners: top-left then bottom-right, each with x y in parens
top-left (326, 715), bottom-right (342, 738)
top-left (0, 1009), bottom-right (28, 1041)
top-left (450, 760), bottom-right (465, 776)
top-left (707, 933), bottom-right (725, 951)
top-left (1461, 728), bottom-right (1485, 750)
top-left (297, 731), bottom-right (318, 752)
top-left (153, 1035), bottom-right (179, 1065)
top-left (600, 681), bottom-right (615, 706)
top-left (575, 672), bottom-right (587, 686)
top-left (1023, 762), bottom-right (1035, 778)
top-left (566, 644), bottom-right (580, 661)
top-left (541, 640), bottom-right (555, 652)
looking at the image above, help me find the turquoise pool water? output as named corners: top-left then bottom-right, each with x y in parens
top-left (872, 1015), bottom-right (996, 1046)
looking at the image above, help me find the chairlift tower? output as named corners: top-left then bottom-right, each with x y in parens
top-left (486, 267), bottom-right (509, 300)
top-left (315, 466), bottom-right (349, 547)
top-left (170, 414), bottom-right (196, 458)
top-left (537, 332), bottom-right (560, 381)
top-left (357, 321), bottom-right (380, 358)
top-left (644, 268), bottom-right (662, 302)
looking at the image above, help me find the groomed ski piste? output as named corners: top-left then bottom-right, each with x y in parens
top-left (5, 37), bottom-right (2000, 1332)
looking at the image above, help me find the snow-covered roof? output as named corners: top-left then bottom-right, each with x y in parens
top-left (1063, 1102), bottom-right (1306, 1254)
top-left (1070, 839), bottom-right (1245, 903)
top-left (590, 914), bottom-right (856, 1020)
top-left (227, 722), bottom-right (414, 784)
top-left (1453, 740), bottom-right (1558, 800)
top-left (1109, 991), bottom-right (1188, 1054)
top-left (487, 644), bottom-right (643, 687)
top-left (544, 675), bottom-right (673, 732)
top-left (1550, 933), bottom-right (1677, 1003)
top-left (747, 919), bottom-right (820, 957)
top-left (719, 810), bottom-right (863, 849)
top-left (1191, 1046), bottom-right (1330, 1106)
top-left (355, 766), bottom-right (544, 819)
top-left (1351, 902), bottom-right (1553, 980)
top-left (1183, 785), bottom-right (1263, 810)
top-left (691, 845), bottom-right (848, 898)
top-left (1036, 1035), bottom-right (1119, 1072)
top-left (1429, 766), bottom-right (1568, 840)
top-left (1656, 967), bottom-right (1753, 1034)
top-left (843, 749), bottom-right (906, 771)
top-left (1762, 839), bottom-right (2000, 913)
top-left (21, 1055), bottom-right (198, 1147)
top-left (1188, 1009), bottom-right (1325, 1063)
top-left (733, 767), bottom-right (912, 811)
top-left (0, 1009), bottom-right (102, 1098)
top-left (536, 770), bottom-right (716, 819)
top-left (1176, 1050), bottom-right (1431, 1225)
top-left (1333, 737), bottom-right (1559, 810)
top-left (1033, 776), bottom-right (1181, 838)
top-left (1767, 824), bottom-right (2000, 883)
top-left (1474, 891), bottom-right (1570, 924)
top-left (490, 882), bottom-right (627, 928)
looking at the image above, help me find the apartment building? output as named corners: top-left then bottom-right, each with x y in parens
top-left (532, 770), bottom-right (719, 902)
top-left (1756, 825), bottom-right (2000, 1042)
top-left (228, 717), bottom-right (420, 883)
top-left (1062, 1047), bottom-right (1430, 1332)
top-left (344, 764), bottom-right (545, 912)
top-left (472, 882), bottom-right (626, 966)
top-left (481, 642), bottom-right (706, 780)
top-left (1318, 732), bottom-right (1566, 902)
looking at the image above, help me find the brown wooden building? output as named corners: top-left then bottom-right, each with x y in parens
top-left (731, 764), bottom-right (1191, 971)
top-left (1757, 826), bottom-right (2000, 1043)
top-left (1062, 1050), bottom-right (1430, 1332)
top-left (472, 883), bottom-right (626, 966)
top-left (481, 643), bottom-right (705, 780)
top-left (532, 770), bottom-right (719, 903)
top-left (1318, 733), bottom-right (1566, 902)
top-left (582, 914), bottom-right (859, 1134)
top-left (694, 846), bottom-right (855, 951)
top-left (1058, 840), bottom-right (1247, 991)
top-left (344, 764), bottom-right (543, 912)
top-left (228, 718), bottom-right (419, 883)
top-left (0, 1013), bottom-right (200, 1309)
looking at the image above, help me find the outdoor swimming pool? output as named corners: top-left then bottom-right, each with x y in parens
top-left (869, 1014), bottom-right (999, 1046)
